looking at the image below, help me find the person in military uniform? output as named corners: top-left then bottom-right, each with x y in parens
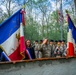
top-left (54, 40), bottom-right (63, 57)
top-left (34, 40), bottom-right (40, 58)
top-left (39, 39), bottom-right (51, 58)
top-left (38, 40), bottom-right (43, 58)
top-left (61, 40), bottom-right (67, 57)
top-left (49, 40), bottom-right (55, 57)
top-left (54, 40), bottom-right (58, 48)
top-left (40, 40), bottom-right (43, 44)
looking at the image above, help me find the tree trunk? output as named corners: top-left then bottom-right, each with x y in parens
top-left (7, 0), bottom-right (11, 17)
top-left (74, 0), bottom-right (76, 15)
top-left (42, 13), bottom-right (45, 38)
top-left (74, 0), bottom-right (76, 23)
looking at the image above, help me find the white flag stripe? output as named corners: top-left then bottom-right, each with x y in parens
top-left (67, 29), bottom-right (75, 52)
top-left (1, 29), bottom-right (20, 56)
top-left (67, 29), bottom-right (74, 43)
top-left (20, 23), bottom-right (24, 37)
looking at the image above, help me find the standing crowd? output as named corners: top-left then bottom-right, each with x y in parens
top-left (0, 39), bottom-right (67, 61)
top-left (25, 39), bottom-right (67, 60)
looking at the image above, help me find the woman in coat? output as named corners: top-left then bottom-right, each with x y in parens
top-left (25, 40), bottom-right (36, 60)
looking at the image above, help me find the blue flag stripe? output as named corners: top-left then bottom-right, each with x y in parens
top-left (68, 15), bottom-right (76, 43)
top-left (0, 9), bottom-right (22, 44)
top-left (2, 52), bottom-right (10, 61)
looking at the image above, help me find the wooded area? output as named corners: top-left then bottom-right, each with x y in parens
top-left (0, 0), bottom-right (76, 42)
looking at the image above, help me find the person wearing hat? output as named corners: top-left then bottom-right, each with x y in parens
top-left (34, 40), bottom-right (40, 58)
top-left (54, 40), bottom-right (58, 48)
top-left (39, 39), bottom-right (51, 58)
top-left (54, 40), bottom-right (63, 57)
top-left (61, 40), bottom-right (67, 57)
top-left (39, 39), bottom-right (43, 44)
top-left (49, 40), bottom-right (55, 57)
top-left (38, 40), bottom-right (43, 58)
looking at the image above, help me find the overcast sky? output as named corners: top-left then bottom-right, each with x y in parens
top-left (0, 0), bottom-right (74, 23)
top-left (0, 0), bottom-right (73, 12)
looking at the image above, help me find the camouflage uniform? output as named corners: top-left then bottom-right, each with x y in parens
top-left (34, 43), bottom-right (40, 58)
top-left (54, 45), bottom-right (63, 57)
top-left (38, 44), bottom-right (42, 58)
top-left (40, 44), bottom-right (51, 58)
top-left (61, 44), bottom-right (67, 56)
top-left (50, 44), bottom-right (55, 57)
top-left (49, 40), bottom-right (55, 57)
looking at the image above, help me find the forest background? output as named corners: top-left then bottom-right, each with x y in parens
top-left (0, 0), bottom-right (76, 43)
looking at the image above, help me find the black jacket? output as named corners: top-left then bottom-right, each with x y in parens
top-left (25, 47), bottom-right (36, 59)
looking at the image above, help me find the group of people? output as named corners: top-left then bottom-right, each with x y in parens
top-left (25, 39), bottom-right (67, 60)
top-left (0, 39), bottom-right (67, 62)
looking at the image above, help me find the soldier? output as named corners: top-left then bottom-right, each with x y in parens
top-left (54, 40), bottom-right (63, 57)
top-left (34, 40), bottom-right (40, 58)
top-left (54, 40), bottom-right (58, 48)
top-left (40, 40), bottom-right (43, 44)
top-left (61, 40), bottom-right (67, 57)
top-left (38, 40), bottom-right (43, 58)
top-left (49, 40), bottom-right (55, 57)
top-left (39, 39), bottom-right (51, 58)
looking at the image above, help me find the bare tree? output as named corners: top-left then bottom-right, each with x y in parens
top-left (74, 0), bottom-right (76, 23)
top-left (0, 0), bottom-right (22, 23)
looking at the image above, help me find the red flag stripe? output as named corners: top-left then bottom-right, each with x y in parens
top-left (9, 46), bottom-right (23, 61)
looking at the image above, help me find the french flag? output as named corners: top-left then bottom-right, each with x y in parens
top-left (0, 9), bottom-right (26, 61)
top-left (67, 14), bottom-right (76, 57)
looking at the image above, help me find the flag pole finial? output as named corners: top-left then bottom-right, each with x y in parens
top-left (65, 10), bottom-right (68, 14)
top-left (22, 4), bottom-right (26, 9)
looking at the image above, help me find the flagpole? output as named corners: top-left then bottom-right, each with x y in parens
top-left (65, 10), bottom-right (75, 57)
top-left (22, 0), bottom-right (27, 39)
top-left (23, 0), bottom-right (26, 36)
top-left (74, 0), bottom-right (76, 24)
top-left (60, 0), bottom-right (63, 40)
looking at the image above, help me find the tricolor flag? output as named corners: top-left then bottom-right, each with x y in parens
top-left (67, 13), bottom-right (76, 57)
top-left (0, 9), bottom-right (26, 61)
